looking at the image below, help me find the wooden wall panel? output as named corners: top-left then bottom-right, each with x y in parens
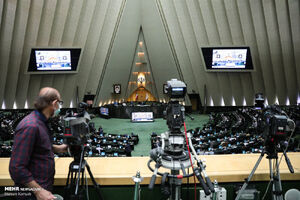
top-left (76, 0), bottom-right (110, 103)
top-left (50, 0), bottom-right (71, 99)
top-left (224, 0), bottom-right (250, 106)
top-left (162, 0), bottom-right (198, 93)
top-left (183, 0), bottom-right (208, 104)
top-left (4, 0), bottom-right (31, 108)
top-left (27, 0), bottom-right (57, 107)
top-left (275, 0), bottom-right (298, 104)
top-left (0, 0), bottom-right (123, 109)
top-left (262, 0), bottom-right (287, 105)
top-left (157, 0), bottom-right (298, 106)
top-left (15, 0), bottom-right (44, 108)
top-left (197, 0), bottom-right (222, 106)
top-left (211, 0), bottom-right (234, 106)
top-left (0, 0), bottom-right (298, 108)
top-left (0, 0), bottom-right (17, 107)
top-left (288, 0), bottom-right (300, 96)
top-left (60, 0), bottom-right (96, 107)
top-left (89, 0), bottom-right (125, 105)
top-left (237, 0), bottom-right (265, 105)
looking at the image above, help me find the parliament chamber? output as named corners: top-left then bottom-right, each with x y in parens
top-left (0, 0), bottom-right (300, 199)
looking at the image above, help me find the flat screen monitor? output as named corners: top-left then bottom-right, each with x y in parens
top-left (201, 47), bottom-right (253, 72)
top-left (131, 112), bottom-right (154, 122)
top-left (100, 107), bottom-right (109, 116)
top-left (27, 48), bottom-right (81, 73)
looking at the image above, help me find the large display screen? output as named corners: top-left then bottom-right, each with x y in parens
top-left (131, 112), bottom-right (154, 122)
top-left (202, 47), bottom-right (253, 71)
top-left (100, 107), bottom-right (109, 116)
top-left (35, 50), bottom-right (71, 70)
top-left (28, 48), bottom-right (81, 73)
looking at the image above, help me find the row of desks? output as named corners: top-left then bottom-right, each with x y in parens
top-left (1, 153), bottom-right (299, 186)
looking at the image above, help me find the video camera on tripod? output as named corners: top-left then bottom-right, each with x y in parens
top-left (148, 79), bottom-right (215, 200)
top-left (261, 105), bottom-right (295, 158)
top-left (236, 105), bottom-right (295, 200)
top-left (62, 102), bottom-right (103, 200)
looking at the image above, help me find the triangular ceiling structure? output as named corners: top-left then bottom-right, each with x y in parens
top-left (94, 0), bottom-right (187, 106)
top-left (125, 27), bottom-right (158, 101)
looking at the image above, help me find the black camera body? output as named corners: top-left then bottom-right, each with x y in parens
top-left (165, 102), bottom-right (185, 131)
top-left (263, 106), bottom-right (293, 140)
top-left (262, 106), bottom-right (295, 158)
top-left (165, 78), bottom-right (187, 100)
top-left (62, 103), bottom-right (91, 147)
top-left (254, 93), bottom-right (265, 109)
top-left (267, 115), bottom-right (288, 138)
top-left (164, 79), bottom-right (187, 132)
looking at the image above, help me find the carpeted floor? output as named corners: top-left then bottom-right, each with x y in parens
top-left (91, 114), bottom-right (209, 156)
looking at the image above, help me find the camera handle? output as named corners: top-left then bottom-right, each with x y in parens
top-left (148, 162), bottom-right (161, 190)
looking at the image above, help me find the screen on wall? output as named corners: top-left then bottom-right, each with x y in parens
top-left (28, 48), bottom-right (81, 73)
top-left (100, 107), bottom-right (109, 116)
top-left (201, 47), bottom-right (253, 71)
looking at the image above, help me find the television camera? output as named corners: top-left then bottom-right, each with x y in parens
top-left (262, 105), bottom-right (296, 158)
top-left (148, 79), bottom-right (215, 200)
top-left (62, 102), bottom-right (103, 200)
top-left (254, 93), bottom-right (265, 109)
top-left (62, 102), bottom-right (95, 158)
top-left (236, 105), bottom-right (295, 200)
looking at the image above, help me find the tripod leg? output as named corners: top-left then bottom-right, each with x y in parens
top-left (75, 151), bottom-right (85, 196)
top-left (169, 177), bottom-right (177, 200)
top-left (235, 152), bottom-right (265, 200)
top-left (81, 169), bottom-right (84, 189)
top-left (70, 171), bottom-right (76, 191)
top-left (274, 158), bottom-right (283, 200)
top-left (86, 163), bottom-right (104, 200)
top-left (66, 169), bottom-right (71, 186)
top-left (64, 167), bottom-right (72, 198)
top-left (269, 159), bottom-right (276, 200)
top-left (175, 184), bottom-right (181, 200)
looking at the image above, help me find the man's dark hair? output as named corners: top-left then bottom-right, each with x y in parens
top-left (34, 88), bottom-right (60, 111)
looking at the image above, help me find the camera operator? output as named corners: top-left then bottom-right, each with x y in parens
top-left (9, 87), bottom-right (68, 200)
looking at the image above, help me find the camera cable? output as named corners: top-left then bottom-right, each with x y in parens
top-left (278, 119), bottom-right (295, 170)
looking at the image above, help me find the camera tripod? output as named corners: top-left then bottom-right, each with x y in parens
top-left (64, 145), bottom-right (103, 200)
top-left (148, 79), bottom-right (215, 200)
top-left (235, 145), bottom-right (294, 200)
top-left (148, 132), bottom-right (215, 200)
